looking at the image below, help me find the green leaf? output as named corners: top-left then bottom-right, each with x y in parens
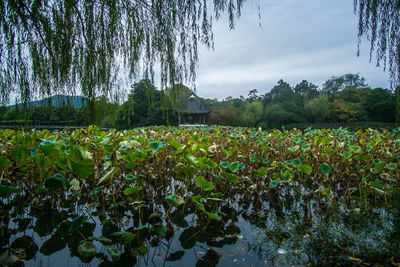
top-left (341, 151), bottom-right (353, 158)
top-left (125, 174), bottom-right (136, 181)
top-left (250, 153), bottom-right (257, 163)
top-left (287, 145), bottom-right (300, 153)
top-left (96, 236), bottom-right (112, 245)
top-left (222, 172), bottom-right (240, 184)
top-left (123, 186), bottom-right (143, 195)
top-left (69, 215), bottom-right (87, 232)
top-left (107, 248), bottom-right (121, 261)
top-left (45, 173), bottom-right (67, 190)
top-left (319, 164), bottom-right (332, 174)
top-left (78, 241), bottom-right (96, 258)
top-left (110, 201), bottom-right (125, 209)
top-left (349, 145), bottom-right (362, 154)
top-left (229, 161), bottom-right (240, 173)
top-left (93, 186), bottom-right (103, 194)
top-left (322, 187), bottom-right (330, 196)
top-left (0, 156), bottom-right (10, 168)
top-left (71, 160), bottom-right (92, 178)
top-left (147, 141), bottom-right (165, 152)
top-left (184, 153), bottom-right (197, 165)
top-left (122, 233), bottom-right (137, 245)
top-left (39, 140), bottom-right (59, 158)
top-left (255, 167), bottom-right (267, 177)
top-left (205, 211), bottom-right (221, 221)
top-left (164, 194), bottom-right (184, 207)
top-left (134, 244), bottom-right (149, 256)
top-left (269, 179), bottom-right (280, 189)
top-left (226, 146), bottom-right (237, 157)
top-left (170, 140), bottom-right (182, 151)
top-left (97, 167), bottom-right (118, 186)
top-left (195, 176), bottom-right (215, 191)
top-left (0, 184), bottom-right (21, 194)
top-left (370, 181), bottom-right (383, 190)
top-left (291, 158), bottom-right (302, 167)
top-left (112, 231), bottom-right (129, 236)
top-left (151, 224), bottom-right (168, 239)
top-left (300, 164), bottom-right (313, 174)
top-left (220, 161), bottom-right (230, 169)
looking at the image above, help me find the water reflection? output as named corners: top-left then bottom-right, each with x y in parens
top-left (0, 182), bottom-right (398, 266)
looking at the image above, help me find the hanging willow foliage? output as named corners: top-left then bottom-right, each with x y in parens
top-left (354, 0), bottom-right (400, 88)
top-left (0, 0), bottom-right (249, 106)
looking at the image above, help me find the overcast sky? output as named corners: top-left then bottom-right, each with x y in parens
top-left (194, 0), bottom-right (391, 100)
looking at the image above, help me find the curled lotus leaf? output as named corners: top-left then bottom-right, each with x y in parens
top-left (78, 241), bottom-right (96, 258)
top-left (97, 167), bottom-right (118, 186)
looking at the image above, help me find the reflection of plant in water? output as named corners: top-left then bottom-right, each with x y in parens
top-left (0, 126), bottom-right (399, 265)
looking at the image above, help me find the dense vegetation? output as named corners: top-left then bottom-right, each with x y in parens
top-left (2, 73), bottom-right (398, 129)
top-left (0, 125), bottom-right (399, 265)
top-left (1, 0), bottom-right (399, 123)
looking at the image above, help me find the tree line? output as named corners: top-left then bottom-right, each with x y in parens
top-left (1, 73), bottom-right (398, 129)
top-left (209, 73), bottom-right (398, 129)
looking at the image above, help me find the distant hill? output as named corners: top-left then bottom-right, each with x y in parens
top-left (8, 95), bottom-right (86, 109)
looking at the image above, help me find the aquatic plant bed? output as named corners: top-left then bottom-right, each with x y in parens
top-left (0, 126), bottom-right (400, 266)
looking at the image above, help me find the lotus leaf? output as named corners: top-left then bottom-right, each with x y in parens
top-left (0, 156), bottom-right (10, 168)
top-left (107, 248), bottom-right (121, 261)
top-left (78, 241), bottom-right (96, 258)
top-left (184, 153), bottom-right (197, 165)
top-left (69, 215), bottom-right (87, 232)
top-left (123, 186), bottom-right (143, 195)
top-left (255, 167), bottom-right (267, 177)
top-left (0, 185), bottom-right (21, 194)
top-left (269, 179), bottom-right (280, 189)
top-left (165, 194), bottom-right (184, 207)
top-left (319, 164), bottom-right (332, 174)
top-left (45, 173), bottom-right (67, 190)
top-left (300, 164), bottom-right (313, 174)
top-left (229, 161), bottom-right (240, 173)
top-left (220, 161), bottom-right (230, 169)
top-left (97, 167), bottom-right (118, 186)
top-left (222, 172), bottom-right (240, 184)
top-left (195, 176), bottom-right (215, 191)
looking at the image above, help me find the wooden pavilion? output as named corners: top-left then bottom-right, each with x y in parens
top-left (178, 97), bottom-right (210, 125)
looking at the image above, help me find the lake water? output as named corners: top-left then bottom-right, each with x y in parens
top-left (1, 188), bottom-right (398, 267)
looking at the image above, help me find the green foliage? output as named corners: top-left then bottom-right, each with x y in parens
top-left (305, 95), bottom-right (331, 123)
top-left (45, 173), bottom-right (67, 190)
top-left (354, 0), bottom-right (400, 87)
top-left (123, 186), bottom-right (143, 196)
top-left (0, 0), bottom-right (246, 111)
top-left (240, 101), bottom-right (263, 127)
top-left (195, 176), bottom-right (215, 191)
top-left (0, 126), bottom-right (399, 265)
top-left (322, 74), bottom-right (367, 101)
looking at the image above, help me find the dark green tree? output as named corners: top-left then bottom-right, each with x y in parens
top-left (294, 80), bottom-right (319, 104)
top-left (263, 80), bottom-right (298, 105)
top-left (362, 88), bottom-right (396, 123)
top-left (115, 79), bottom-right (165, 128)
top-left (322, 73), bottom-right (367, 101)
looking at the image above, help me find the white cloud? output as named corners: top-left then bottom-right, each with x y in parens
top-left (194, 0), bottom-right (391, 100)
